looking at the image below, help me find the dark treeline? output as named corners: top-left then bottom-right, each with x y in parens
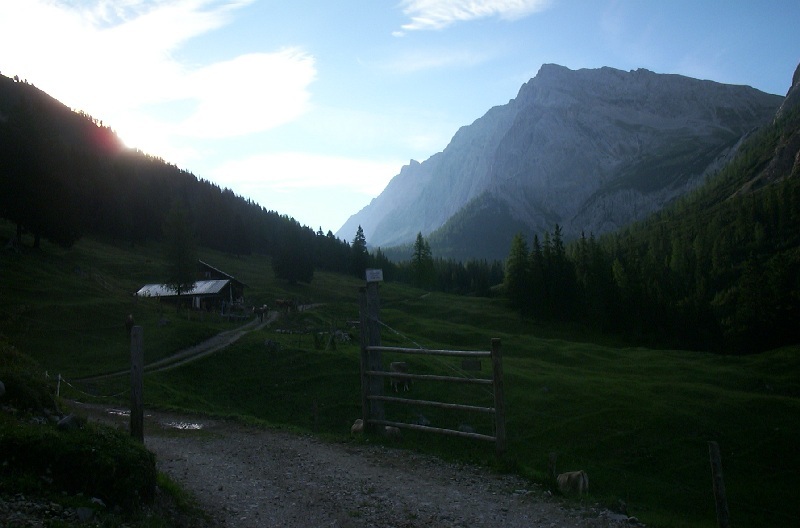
top-left (0, 74), bottom-right (503, 294)
top-left (372, 234), bottom-right (504, 296)
top-left (503, 106), bottom-right (800, 354)
top-left (0, 75), bottom-right (351, 282)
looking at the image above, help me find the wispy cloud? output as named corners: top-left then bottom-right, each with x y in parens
top-left (210, 153), bottom-right (403, 196)
top-left (0, 0), bottom-right (315, 157)
top-left (394, 0), bottom-right (552, 35)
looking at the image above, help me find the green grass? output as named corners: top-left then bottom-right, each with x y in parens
top-left (2, 220), bottom-right (798, 527)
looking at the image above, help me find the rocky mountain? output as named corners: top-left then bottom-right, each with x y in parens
top-left (336, 64), bottom-right (783, 260)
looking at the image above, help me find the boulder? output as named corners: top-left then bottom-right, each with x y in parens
top-left (57, 413), bottom-right (84, 431)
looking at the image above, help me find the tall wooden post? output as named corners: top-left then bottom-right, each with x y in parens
top-left (359, 282), bottom-right (384, 434)
top-left (358, 288), bottom-right (369, 429)
top-left (130, 325), bottom-right (144, 442)
top-left (708, 441), bottom-right (730, 528)
top-left (491, 338), bottom-right (507, 455)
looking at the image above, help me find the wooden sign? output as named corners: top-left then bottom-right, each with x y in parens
top-left (365, 268), bottom-right (384, 283)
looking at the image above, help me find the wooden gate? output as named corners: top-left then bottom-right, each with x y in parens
top-left (358, 283), bottom-right (506, 454)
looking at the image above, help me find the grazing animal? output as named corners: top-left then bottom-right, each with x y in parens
top-left (557, 470), bottom-right (589, 495)
top-left (388, 361), bottom-right (410, 392)
top-left (275, 299), bottom-right (296, 312)
top-left (252, 304), bottom-right (269, 322)
top-left (351, 419), bottom-right (363, 434)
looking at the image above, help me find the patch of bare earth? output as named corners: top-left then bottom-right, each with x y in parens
top-left (77, 404), bottom-right (639, 528)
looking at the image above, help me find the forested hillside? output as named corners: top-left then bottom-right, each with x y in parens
top-left (0, 74), bottom-right (501, 293)
top-left (503, 95), bottom-right (800, 353)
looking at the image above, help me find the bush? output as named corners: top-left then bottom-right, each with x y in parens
top-left (0, 419), bottom-right (157, 509)
top-left (0, 337), bottom-right (55, 413)
top-left (0, 338), bottom-right (157, 511)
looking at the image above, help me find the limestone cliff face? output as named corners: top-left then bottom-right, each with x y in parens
top-left (337, 64), bottom-right (782, 254)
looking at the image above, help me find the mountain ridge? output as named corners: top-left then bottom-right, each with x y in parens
top-left (337, 64), bottom-right (782, 259)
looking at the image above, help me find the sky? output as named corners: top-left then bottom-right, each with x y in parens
top-left (1, 1), bottom-right (798, 237)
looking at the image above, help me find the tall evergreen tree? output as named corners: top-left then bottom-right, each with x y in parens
top-left (504, 233), bottom-right (530, 312)
top-left (272, 220), bottom-right (315, 284)
top-left (410, 232), bottom-right (435, 288)
top-left (351, 225), bottom-right (369, 279)
top-left (162, 203), bottom-right (197, 305)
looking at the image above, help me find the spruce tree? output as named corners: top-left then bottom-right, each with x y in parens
top-left (504, 233), bottom-right (530, 312)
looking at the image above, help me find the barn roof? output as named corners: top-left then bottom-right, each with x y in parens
top-left (198, 260), bottom-right (246, 287)
top-left (135, 279), bottom-right (230, 298)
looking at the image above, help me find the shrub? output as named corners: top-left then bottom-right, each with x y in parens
top-left (0, 338), bottom-right (157, 510)
top-left (0, 337), bottom-right (55, 413)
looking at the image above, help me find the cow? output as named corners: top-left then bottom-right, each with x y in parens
top-left (252, 304), bottom-right (269, 322)
top-left (557, 470), bottom-right (589, 495)
top-left (275, 299), bottom-right (296, 313)
top-left (388, 361), bottom-right (410, 392)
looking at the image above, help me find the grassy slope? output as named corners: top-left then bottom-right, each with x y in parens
top-left (1, 221), bottom-right (798, 527)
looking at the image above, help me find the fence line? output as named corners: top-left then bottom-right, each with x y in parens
top-left (365, 367), bottom-right (494, 385)
top-left (369, 418), bottom-right (497, 443)
top-left (368, 394), bottom-right (495, 414)
top-left (359, 282), bottom-right (506, 454)
top-left (46, 371), bottom-right (130, 400)
top-left (374, 319), bottom-right (497, 401)
top-left (368, 345), bottom-right (491, 357)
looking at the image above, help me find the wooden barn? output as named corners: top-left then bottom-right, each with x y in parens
top-left (135, 260), bottom-right (247, 314)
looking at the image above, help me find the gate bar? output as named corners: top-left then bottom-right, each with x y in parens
top-left (368, 394), bottom-right (496, 414)
top-left (366, 370), bottom-right (493, 385)
top-left (368, 345), bottom-right (490, 358)
top-left (369, 419), bottom-right (496, 443)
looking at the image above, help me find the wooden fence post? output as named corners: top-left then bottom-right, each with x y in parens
top-left (708, 441), bottom-right (730, 528)
top-left (130, 325), bottom-right (144, 442)
top-left (358, 288), bottom-right (370, 429)
top-left (365, 282), bottom-right (383, 432)
top-left (491, 338), bottom-right (506, 455)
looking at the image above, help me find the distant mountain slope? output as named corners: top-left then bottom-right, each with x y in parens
top-left (337, 64), bottom-right (782, 259)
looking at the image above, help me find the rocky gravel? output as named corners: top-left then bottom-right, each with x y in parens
top-left (69, 404), bottom-right (641, 528)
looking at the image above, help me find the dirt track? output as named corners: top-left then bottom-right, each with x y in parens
top-left (76, 312), bottom-right (277, 382)
top-left (75, 404), bottom-right (638, 528)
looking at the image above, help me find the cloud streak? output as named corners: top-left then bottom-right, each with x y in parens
top-left (395, 0), bottom-right (552, 34)
top-left (0, 0), bottom-right (316, 155)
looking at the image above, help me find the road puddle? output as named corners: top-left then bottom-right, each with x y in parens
top-left (104, 408), bottom-right (201, 430)
top-left (163, 421), bottom-right (204, 430)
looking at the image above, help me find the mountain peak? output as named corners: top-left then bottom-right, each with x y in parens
top-left (337, 65), bottom-right (784, 259)
top-left (776, 62), bottom-right (800, 119)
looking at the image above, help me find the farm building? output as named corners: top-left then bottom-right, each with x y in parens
top-left (135, 260), bottom-right (247, 313)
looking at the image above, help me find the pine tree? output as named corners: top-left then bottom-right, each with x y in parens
top-left (163, 203), bottom-right (197, 305)
top-left (351, 225), bottom-right (369, 279)
top-left (410, 232), bottom-right (435, 288)
top-left (504, 233), bottom-right (530, 312)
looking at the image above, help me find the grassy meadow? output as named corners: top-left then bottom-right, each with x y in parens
top-left (1, 221), bottom-right (798, 527)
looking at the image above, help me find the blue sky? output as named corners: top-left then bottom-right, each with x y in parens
top-left (1, 0), bottom-right (798, 236)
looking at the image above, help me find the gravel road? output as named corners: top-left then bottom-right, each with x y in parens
top-left (76, 404), bottom-right (640, 528)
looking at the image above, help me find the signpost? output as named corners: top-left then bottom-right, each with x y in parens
top-left (365, 268), bottom-right (384, 283)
